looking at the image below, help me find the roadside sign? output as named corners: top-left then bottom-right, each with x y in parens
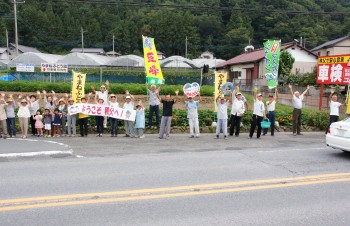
top-left (16, 63), bottom-right (35, 72)
top-left (316, 54), bottom-right (350, 85)
top-left (41, 63), bottom-right (68, 73)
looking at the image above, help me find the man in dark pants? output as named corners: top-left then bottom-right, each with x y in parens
top-left (78, 95), bottom-right (91, 137)
top-left (147, 83), bottom-right (161, 129)
top-left (28, 92), bottom-right (41, 136)
top-left (326, 89), bottom-right (343, 134)
top-left (289, 84), bottom-right (309, 136)
top-left (229, 89), bottom-right (245, 137)
top-left (263, 90), bottom-right (278, 136)
top-left (249, 92), bottom-right (266, 139)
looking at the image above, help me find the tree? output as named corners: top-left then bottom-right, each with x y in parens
top-left (278, 51), bottom-right (295, 84)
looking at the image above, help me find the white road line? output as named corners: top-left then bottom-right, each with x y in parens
top-left (257, 147), bottom-right (326, 153)
top-left (0, 150), bottom-right (73, 158)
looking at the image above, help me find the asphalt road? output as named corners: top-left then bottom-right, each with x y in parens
top-left (1, 132), bottom-right (350, 225)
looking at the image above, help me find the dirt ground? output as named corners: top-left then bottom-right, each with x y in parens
top-left (2, 92), bottom-right (216, 110)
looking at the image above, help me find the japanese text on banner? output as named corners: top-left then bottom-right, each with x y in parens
top-left (68, 104), bottom-right (136, 121)
top-left (142, 36), bottom-right (164, 85)
top-left (317, 54), bottom-right (350, 85)
top-left (264, 40), bottom-right (281, 89)
top-left (214, 71), bottom-right (227, 112)
top-left (72, 71), bottom-right (86, 103)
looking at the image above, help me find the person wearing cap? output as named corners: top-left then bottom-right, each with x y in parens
top-left (157, 90), bottom-right (180, 139)
top-left (123, 90), bottom-right (135, 137)
top-left (91, 80), bottom-right (109, 128)
top-left (17, 95), bottom-right (31, 139)
top-left (78, 94), bottom-right (91, 137)
top-left (94, 95), bottom-right (105, 137)
top-left (67, 97), bottom-right (77, 137)
top-left (183, 92), bottom-right (201, 138)
top-left (108, 94), bottom-right (119, 137)
top-left (0, 93), bottom-right (8, 139)
top-left (289, 84), bottom-right (310, 136)
top-left (326, 88), bottom-right (344, 134)
top-left (57, 98), bottom-right (67, 136)
top-left (263, 89), bottom-right (278, 136)
top-left (5, 95), bottom-right (17, 137)
top-left (146, 83), bottom-right (161, 129)
top-left (28, 92), bottom-right (42, 136)
top-left (216, 92), bottom-right (230, 139)
top-left (249, 91), bottom-right (266, 139)
top-left (229, 88), bottom-right (245, 137)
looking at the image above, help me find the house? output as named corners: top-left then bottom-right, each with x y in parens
top-left (216, 42), bottom-right (318, 87)
top-left (199, 51), bottom-right (215, 59)
top-left (311, 36), bottom-right (350, 56)
top-left (157, 51), bottom-right (166, 60)
top-left (8, 43), bottom-right (41, 59)
top-left (0, 48), bottom-right (9, 60)
top-left (70, 48), bottom-right (105, 55)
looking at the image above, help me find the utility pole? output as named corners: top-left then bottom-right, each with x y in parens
top-left (13, 0), bottom-right (25, 57)
top-left (185, 36), bottom-right (188, 59)
top-left (112, 34), bottom-right (115, 56)
top-left (81, 27), bottom-right (87, 53)
top-left (6, 29), bottom-right (9, 60)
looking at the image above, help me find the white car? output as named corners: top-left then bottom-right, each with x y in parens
top-left (326, 117), bottom-right (350, 152)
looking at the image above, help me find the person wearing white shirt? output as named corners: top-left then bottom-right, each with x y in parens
top-left (289, 84), bottom-right (309, 136)
top-left (183, 93), bottom-right (201, 138)
top-left (91, 80), bottom-right (110, 128)
top-left (326, 89), bottom-right (343, 133)
top-left (229, 89), bottom-right (245, 137)
top-left (216, 94), bottom-right (230, 139)
top-left (123, 91), bottom-right (135, 137)
top-left (249, 92), bottom-right (266, 139)
top-left (108, 94), bottom-right (120, 137)
top-left (263, 90), bottom-right (278, 136)
top-left (147, 83), bottom-right (161, 129)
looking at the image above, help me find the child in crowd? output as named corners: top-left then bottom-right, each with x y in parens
top-left (94, 95), bottom-right (105, 137)
top-left (34, 110), bottom-right (43, 137)
top-left (67, 97), bottom-right (76, 137)
top-left (0, 94), bottom-right (8, 139)
top-left (58, 98), bottom-right (67, 136)
top-left (17, 96), bottom-right (31, 139)
top-left (108, 94), bottom-right (119, 137)
top-left (53, 108), bottom-right (61, 137)
top-left (44, 109), bottom-right (52, 138)
top-left (123, 90), bottom-right (135, 137)
top-left (134, 101), bottom-right (145, 139)
top-left (216, 93), bottom-right (230, 139)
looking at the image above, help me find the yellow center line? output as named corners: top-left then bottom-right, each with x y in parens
top-left (1, 172), bottom-right (350, 212)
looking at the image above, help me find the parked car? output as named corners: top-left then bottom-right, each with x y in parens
top-left (326, 117), bottom-right (350, 152)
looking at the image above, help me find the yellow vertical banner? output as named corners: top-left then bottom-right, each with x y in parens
top-left (347, 96), bottom-right (350, 114)
top-left (72, 70), bottom-right (86, 103)
top-left (214, 71), bottom-right (228, 112)
top-left (142, 36), bottom-right (164, 85)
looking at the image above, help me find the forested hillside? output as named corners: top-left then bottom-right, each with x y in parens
top-left (0, 0), bottom-right (350, 59)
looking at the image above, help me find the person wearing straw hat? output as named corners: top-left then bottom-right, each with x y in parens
top-left (123, 90), bottom-right (135, 137)
top-left (108, 94), bottom-right (119, 137)
top-left (94, 95), bottom-right (105, 137)
top-left (249, 92), bottom-right (266, 139)
top-left (183, 92), bottom-right (201, 138)
top-left (17, 95), bottom-right (31, 139)
top-left (91, 80), bottom-right (110, 128)
top-left (78, 94), bottom-right (91, 137)
top-left (57, 98), bottom-right (67, 136)
top-left (67, 97), bottom-right (77, 137)
top-left (229, 88), bottom-right (245, 137)
top-left (0, 93), bottom-right (8, 139)
top-left (5, 95), bottom-right (17, 137)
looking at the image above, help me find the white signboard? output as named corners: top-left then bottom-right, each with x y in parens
top-left (41, 63), bottom-right (68, 73)
top-left (16, 63), bottom-right (35, 72)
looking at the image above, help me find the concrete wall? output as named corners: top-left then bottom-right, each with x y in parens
top-left (313, 39), bottom-right (350, 56)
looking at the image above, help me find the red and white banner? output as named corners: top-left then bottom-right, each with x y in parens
top-left (68, 104), bottom-right (136, 121)
top-left (317, 54), bottom-right (350, 84)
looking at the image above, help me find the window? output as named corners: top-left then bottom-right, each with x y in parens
top-left (318, 52), bottom-right (321, 56)
top-left (326, 51), bottom-right (330, 56)
top-left (229, 71), bottom-right (241, 81)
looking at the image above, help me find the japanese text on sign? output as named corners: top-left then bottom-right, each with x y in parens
top-left (41, 63), bottom-right (68, 73)
top-left (317, 54), bottom-right (350, 84)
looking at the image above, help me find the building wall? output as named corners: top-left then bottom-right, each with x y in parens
top-left (285, 47), bottom-right (317, 74)
top-left (313, 39), bottom-right (350, 56)
top-left (0, 52), bottom-right (8, 60)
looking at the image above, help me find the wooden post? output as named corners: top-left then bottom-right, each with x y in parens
top-left (319, 84), bottom-right (324, 110)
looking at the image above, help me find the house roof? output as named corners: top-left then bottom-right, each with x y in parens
top-left (216, 42), bottom-right (316, 68)
top-left (0, 48), bottom-right (7, 54)
top-left (9, 43), bottom-right (40, 53)
top-left (57, 52), bottom-right (112, 66)
top-left (9, 52), bottom-right (64, 67)
top-left (160, 55), bottom-right (199, 68)
top-left (311, 36), bottom-right (350, 51)
top-left (70, 48), bottom-right (105, 54)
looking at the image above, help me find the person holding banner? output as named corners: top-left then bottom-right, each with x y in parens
top-left (108, 94), bottom-right (119, 137)
top-left (216, 93), bottom-right (230, 139)
top-left (91, 80), bottom-right (110, 128)
top-left (94, 95), bottom-right (105, 137)
top-left (146, 83), bottom-right (161, 129)
top-left (79, 94), bottom-right (91, 137)
top-left (249, 91), bottom-right (266, 139)
top-left (229, 88), bottom-right (245, 137)
top-left (123, 91), bottom-right (135, 138)
top-left (67, 97), bottom-right (77, 137)
top-left (157, 90), bottom-right (179, 139)
top-left (263, 89), bottom-right (278, 136)
top-left (326, 89), bottom-right (344, 134)
top-left (289, 84), bottom-right (309, 136)
top-left (183, 92), bottom-right (201, 138)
